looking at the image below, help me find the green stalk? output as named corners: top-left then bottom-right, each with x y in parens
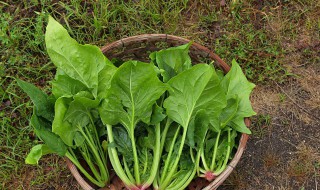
top-left (89, 115), bottom-right (107, 168)
top-left (79, 145), bottom-right (101, 181)
top-left (123, 157), bottom-right (135, 182)
top-left (159, 125), bottom-right (181, 183)
top-left (214, 129), bottom-right (232, 175)
top-left (106, 124), bottom-right (136, 187)
top-left (201, 147), bottom-right (210, 171)
top-left (79, 126), bottom-right (108, 182)
top-left (142, 123), bottom-right (161, 189)
top-left (66, 151), bottom-right (105, 187)
top-left (210, 131), bottom-right (221, 170)
top-left (160, 118), bottom-right (172, 154)
top-left (160, 128), bottom-right (188, 189)
top-left (167, 169), bottom-right (195, 190)
top-left (129, 128), bottom-right (140, 185)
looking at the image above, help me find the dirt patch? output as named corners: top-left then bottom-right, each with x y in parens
top-left (219, 62), bottom-right (320, 189)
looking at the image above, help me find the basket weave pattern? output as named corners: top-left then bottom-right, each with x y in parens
top-left (66, 34), bottom-right (250, 190)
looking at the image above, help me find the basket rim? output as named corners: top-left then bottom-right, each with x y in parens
top-left (66, 34), bottom-right (250, 190)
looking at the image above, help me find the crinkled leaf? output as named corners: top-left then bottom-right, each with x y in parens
top-left (25, 144), bottom-right (54, 165)
top-left (16, 79), bottom-right (54, 122)
top-left (99, 61), bottom-right (167, 134)
top-left (139, 148), bottom-right (153, 182)
top-left (137, 126), bottom-right (155, 150)
top-left (150, 42), bottom-right (192, 82)
top-left (112, 126), bottom-right (133, 163)
top-left (151, 104), bottom-right (166, 125)
top-left (45, 16), bottom-right (106, 96)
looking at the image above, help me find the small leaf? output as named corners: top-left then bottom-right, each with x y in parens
top-left (230, 117), bottom-right (251, 134)
top-left (25, 144), bottom-right (54, 165)
top-left (151, 42), bottom-right (192, 82)
top-left (150, 104), bottom-right (166, 125)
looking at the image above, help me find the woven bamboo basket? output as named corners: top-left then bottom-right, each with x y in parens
top-left (66, 34), bottom-right (250, 190)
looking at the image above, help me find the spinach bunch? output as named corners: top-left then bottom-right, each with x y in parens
top-left (19, 16), bottom-right (255, 190)
top-left (18, 16), bottom-right (110, 187)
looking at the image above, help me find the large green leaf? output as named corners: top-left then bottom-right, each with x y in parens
top-left (150, 43), bottom-right (192, 82)
top-left (31, 114), bottom-right (67, 156)
top-left (45, 16), bottom-right (106, 96)
top-left (25, 144), bottom-right (54, 165)
top-left (16, 79), bottom-right (54, 122)
top-left (99, 61), bottom-right (167, 133)
top-left (221, 60), bottom-right (256, 118)
top-left (163, 64), bottom-right (226, 130)
top-left (52, 97), bottom-right (76, 146)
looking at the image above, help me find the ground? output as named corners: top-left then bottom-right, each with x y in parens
top-left (0, 0), bottom-right (319, 189)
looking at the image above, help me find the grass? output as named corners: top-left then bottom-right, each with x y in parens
top-left (1, 0), bottom-right (319, 189)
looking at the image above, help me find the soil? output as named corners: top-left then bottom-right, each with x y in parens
top-left (219, 63), bottom-right (320, 189)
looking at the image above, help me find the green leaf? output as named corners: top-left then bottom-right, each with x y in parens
top-left (151, 43), bottom-right (192, 82)
top-left (220, 96), bottom-right (239, 128)
top-left (52, 97), bottom-right (76, 146)
top-left (45, 16), bottom-right (106, 96)
top-left (99, 61), bottom-right (167, 133)
top-left (229, 117), bottom-right (251, 134)
top-left (150, 104), bottom-right (166, 125)
top-left (16, 79), bottom-right (54, 122)
top-left (31, 114), bottom-right (67, 156)
top-left (52, 71), bottom-right (88, 99)
top-left (221, 60), bottom-right (256, 118)
top-left (25, 144), bottom-right (54, 165)
top-left (98, 61), bottom-right (117, 99)
top-left (193, 109), bottom-right (210, 148)
top-left (164, 64), bottom-right (226, 130)
top-left (112, 126), bottom-right (133, 163)
top-left (64, 95), bottom-right (99, 127)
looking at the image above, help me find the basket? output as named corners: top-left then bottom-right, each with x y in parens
top-left (66, 34), bottom-right (250, 190)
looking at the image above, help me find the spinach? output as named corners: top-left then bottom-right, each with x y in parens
top-left (19, 16), bottom-right (255, 190)
top-left (18, 16), bottom-right (110, 187)
top-left (99, 61), bottom-right (167, 189)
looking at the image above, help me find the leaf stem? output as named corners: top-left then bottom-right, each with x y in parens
top-left (129, 128), bottom-right (140, 185)
top-left (160, 125), bottom-right (181, 183)
top-left (142, 123), bottom-right (161, 189)
top-left (210, 130), bottom-right (221, 170)
top-left (214, 129), bottom-right (232, 175)
top-left (79, 126), bottom-right (108, 182)
top-left (160, 128), bottom-right (187, 189)
top-left (66, 151), bottom-right (105, 187)
top-left (106, 124), bottom-right (136, 187)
